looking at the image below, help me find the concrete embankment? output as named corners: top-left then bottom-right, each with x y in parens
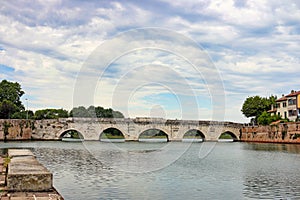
top-left (0, 149), bottom-right (63, 200)
top-left (241, 122), bottom-right (300, 144)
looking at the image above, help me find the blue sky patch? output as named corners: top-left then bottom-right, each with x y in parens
top-left (0, 64), bottom-right (14, 73)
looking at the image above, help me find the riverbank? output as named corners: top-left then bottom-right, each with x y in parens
top-left (0, 149), bottom-right (63, 200)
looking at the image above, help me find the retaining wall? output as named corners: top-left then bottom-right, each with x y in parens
top-left (241, 122), bottom-right (300, 143)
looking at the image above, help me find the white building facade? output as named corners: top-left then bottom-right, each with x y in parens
top-left (271, 90), bottom-right (300, 121)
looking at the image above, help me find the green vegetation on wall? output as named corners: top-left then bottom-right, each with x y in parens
top-left (3, 121), bottom-right (11, 141)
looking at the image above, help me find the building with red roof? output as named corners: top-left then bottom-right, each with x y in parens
top-left (270, 90), bottom-right (300, 121)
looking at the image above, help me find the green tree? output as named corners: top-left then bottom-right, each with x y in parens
top-left (95, 106), bottom-right (105, 118)
top-left (70, 105), bottom-right (124, 118)
top-left (103, 108), bottom-right (113, 118)
top-left (0, 100), bottom-right (18, 118)
top-left (87, 105), bottom-right (96, 117)
top-left (112, 110), bottom-right (124, 118)
top-left (34, 108), bottom-right (69, 119)
top-left (257, 111), bottom-right (270, 125)
top-left (0, 80), bottom-right (24, 109)
top-left (241, 95), bottom-right (276, 122)
top-left (69, 106), bottom-right (90, 118)
top-left (0, 80), bottom-right (25, 118)
top-left (257, 111), bottom-right (282, 125)
top-left (268, 95), bottom-right (277, 107)
top-left (11, 110), bottom-right (34, 119)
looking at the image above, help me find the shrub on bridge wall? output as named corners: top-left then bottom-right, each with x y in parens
top-left (292, 134), bottom-right (300, 140)
top-left (3, 121), bottom-right (11, 141)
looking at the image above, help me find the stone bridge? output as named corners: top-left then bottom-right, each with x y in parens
top-left (0, 118), bottom-right (243, 142)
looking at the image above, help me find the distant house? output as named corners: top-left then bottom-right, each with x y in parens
top-left (269, 90), bottom-right (300, 121)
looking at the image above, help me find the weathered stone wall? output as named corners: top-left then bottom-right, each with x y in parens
top-left (0, 119), bottom-right (67, 141)
top-left (241, 122), bottom-right (300, 143)
top-left (0, 119), bottom-right (33, 140)
top-left (31, 119), bottom-right (69, 140)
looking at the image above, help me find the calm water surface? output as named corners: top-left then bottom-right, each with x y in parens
top-left (1, 141), bottom-right (300, 200)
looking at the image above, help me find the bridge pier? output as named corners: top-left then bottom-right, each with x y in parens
top-left (124, 134), bottom-right (139, 142)
top-left (168, 138), bottom-right (182, 142)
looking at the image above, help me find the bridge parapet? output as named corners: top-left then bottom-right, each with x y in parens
top-left (57, 117), bottom-right (243, 126)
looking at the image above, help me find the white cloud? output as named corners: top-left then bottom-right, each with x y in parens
top-left (0, 0), bottom-right (299, 123)
top-left (206, 0), bottom-right (273, 27)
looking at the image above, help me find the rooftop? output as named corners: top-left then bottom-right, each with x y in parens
top-left (276, 90), bottom-right (300, 102)
top-left (276, 96), bottom-right (288, 102)
top-left (286, 90), bottom-right (300, 97)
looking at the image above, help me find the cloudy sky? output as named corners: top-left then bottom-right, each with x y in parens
top-left (0, 0), bottom-right (299, 122)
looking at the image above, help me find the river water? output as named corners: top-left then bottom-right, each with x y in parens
top-left (1, 141), bottom-right (300, 200)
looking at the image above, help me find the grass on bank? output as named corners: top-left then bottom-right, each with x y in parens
top-left (219, 133), bottom-right (234, 139)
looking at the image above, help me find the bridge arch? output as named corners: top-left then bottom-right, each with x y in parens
top-left (59, 129), bottom-right (84, 140)
top-left (218, 131), bottom-right (239, 141)
top-left (183, 129), bottom-right (205, 141)
top-left (99, 127), bottom-right (126, 141)
top-left (138, 128), bottom-right (170, 142)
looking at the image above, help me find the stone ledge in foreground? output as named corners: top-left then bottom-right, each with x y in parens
top-left (6, 149), bottom-right (52, 192)
top-left (8, 149), bottom-right (35, 158)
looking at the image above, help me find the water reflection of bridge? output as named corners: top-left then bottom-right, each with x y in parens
top-left (34, 117), bottom-right (243, 142)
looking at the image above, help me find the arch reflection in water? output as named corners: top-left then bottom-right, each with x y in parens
top-left (100, 128), bottom-right (125, 142)
top-left (138, 129), bottom-right (169, 142)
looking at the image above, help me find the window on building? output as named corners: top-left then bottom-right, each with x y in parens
top-left (284, 112), bottom-right (287, 119)
top-left (277, 112), bottom-right (281, 117)
top-left (276, 103), bottom-right (280, 108)
top-left (288, 99), bottom-right (296, 105)
top-left (283, 102), bottom-right (287, 107)
top-left (288, 110), bottom-right (297, 116)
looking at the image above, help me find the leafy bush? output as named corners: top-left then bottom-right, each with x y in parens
top-left (257, 111), bottom-right (282, 125)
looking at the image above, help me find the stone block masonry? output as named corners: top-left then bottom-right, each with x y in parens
top-left (6, 149), bottom-right (52, 192)
top-left (0, 149), bottom-right (63, 199)
top-left (241, 122), bottom-right (300, 143)
top-left (0, 120), bottom-right (32, 140)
